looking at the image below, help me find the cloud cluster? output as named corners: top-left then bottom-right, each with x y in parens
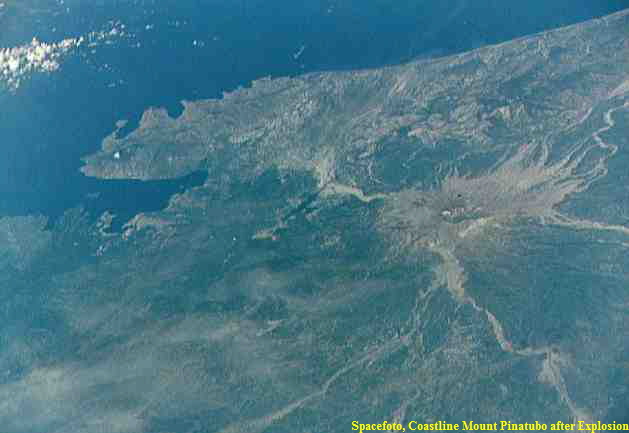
top-left (0, 22), bottom-right (127, 91)
top-left (0, 37), bottom-right (81, 90)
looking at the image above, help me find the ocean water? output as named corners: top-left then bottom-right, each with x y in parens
top-left (1, 0), bottom-right (627, 227)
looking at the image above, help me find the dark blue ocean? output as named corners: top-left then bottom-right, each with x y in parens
top-left (1, 0), bottom-right (628, 229)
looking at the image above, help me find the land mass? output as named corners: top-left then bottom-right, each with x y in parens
top-left (2, 8), bottom-right (629, 433)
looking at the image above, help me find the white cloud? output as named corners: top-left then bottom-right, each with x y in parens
top-left (0, 37), bottom-right (82, 90)
top-left (0, 22), bottom-right (128, 91)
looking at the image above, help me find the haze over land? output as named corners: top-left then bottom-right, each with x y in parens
top-left (2, 7), bottom-right (629, 433)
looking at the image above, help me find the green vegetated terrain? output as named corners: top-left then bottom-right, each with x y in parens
top-left (2, 8), bottom-right (629, 433)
